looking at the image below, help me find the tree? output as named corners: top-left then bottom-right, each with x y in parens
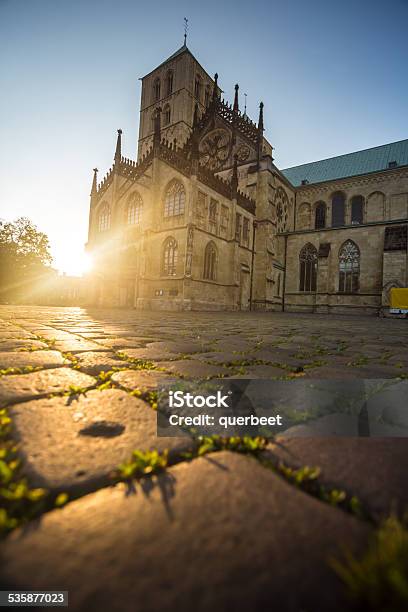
top-left (0, 217), bottom-right (53, 302)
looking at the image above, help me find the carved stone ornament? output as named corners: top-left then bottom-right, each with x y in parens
top-left (199, 128), bottom-right (232, 171)
top-left (236, 143), bottom-right (251, 162)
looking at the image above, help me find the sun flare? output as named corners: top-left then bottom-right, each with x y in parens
top-left (56, 250), bottom-right (93, 277)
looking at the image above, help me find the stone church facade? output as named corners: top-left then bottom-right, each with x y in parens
top-left (86, 44), bottom-right (408, 314)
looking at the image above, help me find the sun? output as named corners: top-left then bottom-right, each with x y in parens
top-left (56, 251), bottom-right (93, 277)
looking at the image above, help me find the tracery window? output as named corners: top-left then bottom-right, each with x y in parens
top-left (98, 204), bottom-right (111, 232)
top-left (209, 199), bottom-right (217, 224)
top-left (164, 180), bottom-right (185, 217)
top-left (204, 87), bottom-right (210, 107)
top-left (332, 192), bottom-right (345, 227)
top-left (242, 218), bottom-right (250, 246)
top-left (351, 195), bottom-right (364, 224)
top-left (153, 78), bottom-right (161, 101)
top-left (275, 187), bottom-right (289, 233)
top-left (235, 213), bottom-right (242, 242)
top-left (203, 241), bottom-right (217, 281)
top-left (339, 240), bottom-right (360, 293)
top-left (315, 202), bottom-right (326, 229)
top-left (299, 243), bottom-right (317, 292)
top-left (166, 71), bottom-right (173, 96)
top-left (162, 237), bottom-right (178, 276)
top-left (127, 192), bottom-right (143, 226)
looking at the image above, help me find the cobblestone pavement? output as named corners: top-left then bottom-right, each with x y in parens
top-left (0, 305), bottom-right (408, 611)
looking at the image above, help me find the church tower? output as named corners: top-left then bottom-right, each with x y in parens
top-left (137, 44), bottom-right (218, 159)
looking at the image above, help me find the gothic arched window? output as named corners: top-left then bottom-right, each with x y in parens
top-left (351, 195), bottom-right (364, 224)
top-left (166, 71), bottom-right (173, 96)
top-left (203, 241), bottom-right (217, 281)
top-left (163, 104), bottom-right (171, 126)
top-left (153, 78), bottom-right (161, 102)
top-left (299, 243), bottom-right (318, 292)
top-left (275, 187), bottom-right (289, 233)
top-left (127, 192), bottom-right (143, 226)
top-left (331, 192), bottom-right (345, 227)
top-left (339, 240), bottom-right (360, 293)
top-left (162, 237), bottom-right (178, 276)
top-left (98, 203), bottom-right (111, 232)
top-left (315, 202), bottom-right (326, 229)
top-left (164, 180), bottom-right (185, 217)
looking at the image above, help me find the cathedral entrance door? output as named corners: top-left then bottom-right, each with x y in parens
top-left (239, 269), bottom-right (250, 311)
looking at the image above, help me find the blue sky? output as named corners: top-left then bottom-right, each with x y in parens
top-left (0, 0), bottom-right (407, 274)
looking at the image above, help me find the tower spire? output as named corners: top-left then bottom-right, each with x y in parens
top-left (258, 102), bottom-right (264, 133)
top-left (114, 129), bottom-right (122, 162)
top-left (233, 84), bottom-right (239, 113)
top-left (257, 102), bottom-right (264, 165)
top-left (90, 167), bottom-right (98, 197)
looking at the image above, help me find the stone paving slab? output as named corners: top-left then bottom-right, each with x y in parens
top-left (0, 452), bottom-right (369, 612)
top-left (0, 331), bottom-right (37, 339)
top-left (0, 350), bottom-right (67, 370)
top-left (121, 347), bottom-right (182, 362)
top-left (0, 339), bottom-right (49, 350)
top-left (0, 368), bottom-right (96, 407)
top-left (96, 337), bottom-right (151, 349)
top-left (159, 359), bottom-right (229, 379)
top-left (228, 364), bottom-right (289, 378)
top-left (72, 351), bottom-right (130, 375)
top-left (111, 369), bottom-right (178, 392)
top-left (192, 351), bottom-right (256, 365)
top-left (10, 389), bottom-right (193, 493)
top-left (265, 438), bottom-right (408, 519)
top-left (145, 340), bottom-right (208, 354)
top-left (52, 339), bottom-right (107, 353)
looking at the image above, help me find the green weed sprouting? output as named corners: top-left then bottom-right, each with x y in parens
top-left (0, 366), bottom-right (42, 377)
top-left (182, 435), bottom-right (268, 460)
top-left (260, 457), bottom-right (367, 520)
top-left (0, 407), bottom-right (69, 536)
top-left (116, 449), bottom-right (168, 481)
top-left (331, 515), bottom-right (408, 611)
top-left (115, 352), bottom-right (157, 370)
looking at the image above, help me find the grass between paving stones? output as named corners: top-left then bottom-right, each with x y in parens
top-left (114, 436), bottom-right (269, 482)
top-left (258, 456), bottom-right (368, 521)
top-left (0, 406), bottom-right (69, 536)
top-left (115, 352), bottom-right (157, 370)
top-left (0, 365), bottom-right (43, 377)
top-left (3, 320), bottom-right (408, 606)
top-left (331, 515), bottom-right (408, 611)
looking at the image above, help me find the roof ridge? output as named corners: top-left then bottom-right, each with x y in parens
top-left (282, 137), bottom-right (408, 171)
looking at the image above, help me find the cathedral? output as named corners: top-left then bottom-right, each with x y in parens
top-left (86, 43), bottom-right (408, 314)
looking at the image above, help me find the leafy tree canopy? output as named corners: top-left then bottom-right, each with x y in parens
top-left (0, 217), bottom-right (52, 266)
top-left (0, 217), bottom-right (53, 302)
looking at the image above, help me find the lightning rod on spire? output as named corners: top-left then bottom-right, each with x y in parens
top-left (183, 17), bottom-right (189, 45)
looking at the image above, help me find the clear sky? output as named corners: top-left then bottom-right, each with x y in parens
top-left (0, 0), bottom-right (407, 275)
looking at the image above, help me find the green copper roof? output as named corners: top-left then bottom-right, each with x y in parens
top-left (281, 139), bottom-right (408, 187)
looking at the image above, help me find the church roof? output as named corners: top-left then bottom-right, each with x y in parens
top-left (281, 138), bottom-right (408, 187)
top-left (142, 44), bottom-right (214, 82)
top-left (156, 44), bottom-right (189, 69)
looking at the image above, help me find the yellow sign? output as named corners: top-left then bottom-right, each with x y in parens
top-left (390, 288), bottom-right (408, 309)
